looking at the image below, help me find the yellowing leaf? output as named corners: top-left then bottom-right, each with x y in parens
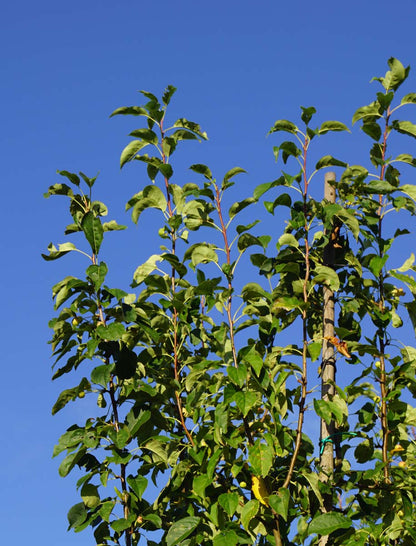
top-left (251, 475), bottom-right (269, 507)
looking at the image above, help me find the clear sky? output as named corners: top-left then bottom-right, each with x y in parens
top-left (2, 1), bottom-right (416, 544)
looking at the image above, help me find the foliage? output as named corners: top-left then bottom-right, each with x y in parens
top-left (44, 60), bottom-right (416, 545)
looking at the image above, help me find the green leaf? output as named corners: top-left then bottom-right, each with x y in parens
top-left (308, 513), bottom-right (352, 535)
top-left (53, 428), bottom-right (85, 457)
top-left (182, 199), bottom-right (211, 230)
top-left (218, 492), bottom-right (239, 516)
top-left (52, 377), bottom-right (90, 415)
top-left (127, 475), bottom-right (148, 500)
top-left (222, 167), bottom-right (246, 188)
top-left (161, 253), bottom-right (187, 278)
top-left (399, 184), bottom-right (416, 202)
top-left (42, 242), bottom-right (78, 261)
top-left (268, 120), bottom-right (298, 135)
top-left (120, 139), bottom-right (152, 168)
top-left (314, 398), bottom-right (332, 424)
top-left (264, 193), bottom-right (292, 214)
top-left (59, 448), bottom-right (86, 477)
top-left (241, 345), bottom-right (264, 376)
top-left (303, 472), bottom-right (324, 507)
top-left (192, 474), bottom-right (211, 498)
top-left (318, 121), bottom-right (349, 134)
top-left (405, 300), bottom-right (416, 335)
top-left (314, 398), bottom-right (347, 426)
top-left (315, 155), bottom-right (347, 170)
top-left (129, 185), bottom-right (167, 223)
top-left (361, 121), bottom-right (382, 141)
top-left (140, 89), bottom-right (159, 103)
top-left (341, 165), bottom-right (368, 181)
top-left (166, 516), bottom-right (200, 546)
top-left (133, 254), bottom-right (162, 285)
top-left (379, 57), bottom-right (409, 91)
top-left (91, 200), bottom-right (108, 217)
top-left (308, 342), bottom-right (322, 362)
top-left (237, 233), bottom-right (263, 251)
top-left (268, 488), bottom-right (290, 520)
top-left (111, 518), bottom-right (132, 532)
top-left (313, 265), bottom-right (340, 291)
top-left (173, 119), bottom-right (208, 140)
top-left (96, 322), bottom-right (125, 341)
top-left (67, 502), bottom-right (88, 531)
top-left (187, 243), bottom-right (218, 267)
top-left (392, 120), bottom-right (416, 139)
top-left (169, 131), bottom-right (201, 151)
top-left (236, 220), bottom-right (260, 234)
top-left (253, 177), bottom-right (286, 200)
top-left (81, 211), bottom-right (103, 254)
top-left (377, 91), bottom-right (394, 111)
top-left (274, 141), bottom-right (301, 163)
top-left (58, 170), bottom-right (80, 186)
top-left (352, 102), bottom-right (382, 124)
top-left (389, 269), bottom-right (416, 295)
top-left (248, 441), bottom-right (273, 477)
top-left (394, 154), bottom-right (416, 167)
top-left (241, 499), bottom-right (259, 530)
top-left (233, 391), bottom-right (259, 417)
top-left (79, 171), bottom-right (98, 188)
top-left (397, 253), bottom-right (415, 272)
top-left (110, 105), bottom-right (150, 118)
top-left (162, 85), bottom-right (177, 105)
top-left (213, 531), bottom-right (245, 546)
top-left (364, 180), bottom-right (397, 194)
top-left (336, 209), bottom-right (360, 240)
top-left (81, 483), bottom-right (100, 508)
top-left (401, 93), bottom-right (416, 106)
top-left (228, 364), bottom-right (247, 387)
top-left (143, 438), bottom-right (168, 464)
top-left (278, 233), bottom-right (299, 248)
top-left (86, 262), bottom-right (108, 290)
top-left (99, 501), bottom-right (115, 522)
top-left (229, 197), bottom-right (256, 219)
top-left (128, 128), bottom-right (158, 145)
top-left (143, 514), bottom-right (162, 528)
top-left (355, 439), bottom-right (374, 463)
top-left (44, 182), bottom-right (74, 199)
top-left (206, 450), bottom-right (222, 479)
top-left (271, 296), bottom-right (304, 312)
top-left (301, 106), bottom-right (316, 125)
top-left (190, 163), bottom-right (212, 180)
top-left (369, 255), bottom-right (388, 277)
top-left (91, 364), bottom-right (113, 387)
top-left (331, 395), bottom-right (349, 423)
top-left (102, 220), bottom-right (127, 231)
top-left (126, 408), bottom-right (151, 436)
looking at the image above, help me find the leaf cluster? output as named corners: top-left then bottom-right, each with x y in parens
top-left (45, 62), bottom-right (416, 545)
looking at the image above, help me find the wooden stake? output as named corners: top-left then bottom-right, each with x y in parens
top-left (318, 172), bottom-right (337, 546)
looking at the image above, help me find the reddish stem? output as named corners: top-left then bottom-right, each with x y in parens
top-left (160, 116), bottom-right (194, 448)
top-left (283, 135), bottom-right (310, 489)
top-left (378, 108), bottom-right (391, 483)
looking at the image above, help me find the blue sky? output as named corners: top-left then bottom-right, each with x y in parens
top-left (2, 1), bottom-right (416, 544)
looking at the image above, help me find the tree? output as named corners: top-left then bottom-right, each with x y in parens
top-left (44, 58), bottom-right (416, 545)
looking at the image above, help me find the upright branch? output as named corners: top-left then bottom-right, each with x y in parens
top-left (378, 107), bottom-right (391, 483)
top-left (160, 114), bottom-right (195, 448)
top-left (212, 172), bottom-right (283, 545)
top-left (213, 182), bottom-right (239, 370)
top-left (283, 134), bottom-right (311, 489)
top-left (211, 175), bottom-right (256, 448)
